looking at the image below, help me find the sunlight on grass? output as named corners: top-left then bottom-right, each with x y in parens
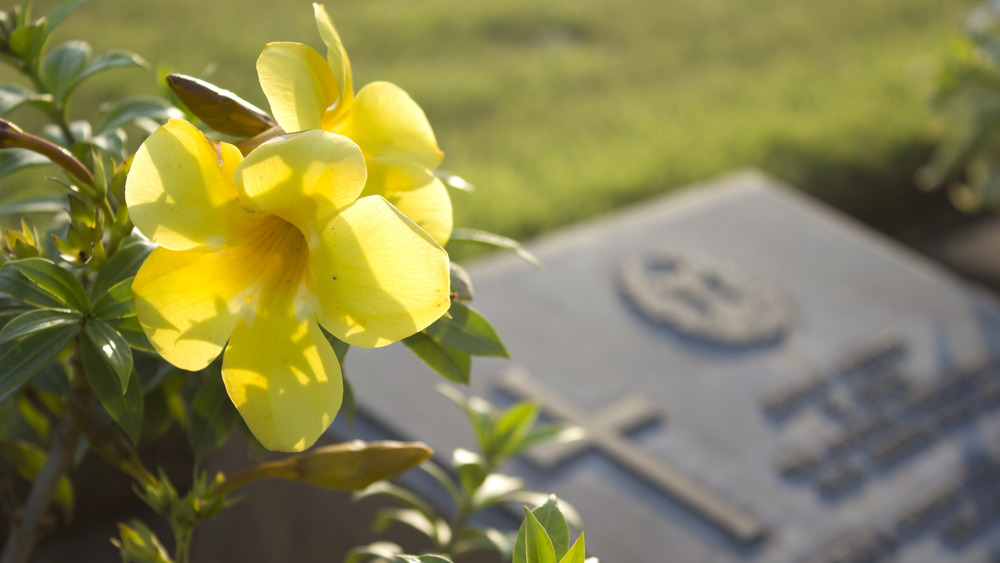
top-left (3, 0), bottom-right (968, 245)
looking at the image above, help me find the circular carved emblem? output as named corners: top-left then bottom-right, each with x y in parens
top-left (618, 250), bottom-right (792, 346)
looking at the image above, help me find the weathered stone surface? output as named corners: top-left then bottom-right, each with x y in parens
top-left (342, 170), bottom-right (1000, 562)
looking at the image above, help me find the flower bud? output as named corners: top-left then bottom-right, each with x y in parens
top-left (166, 74), bottom-right (276, 137)
top-left (3, 219), bottom-right (41, 259)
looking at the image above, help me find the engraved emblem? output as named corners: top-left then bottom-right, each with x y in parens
top-left (617, 250), bottom-right (792, 346)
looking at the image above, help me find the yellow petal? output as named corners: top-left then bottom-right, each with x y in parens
top-left (125, 119), bottom-right (252, 251)
top-left (234, 130), bottom-right (366, 230)
top-left (313, 3), bottom-right (353, 117)
top-left (221, 303), bottom-right (343, 453)
top-left (307, 195), bottom-right (451, 348)
top-left (257, 42), bottom-right (339, 133)
top-left (132, 245), bottom-right (259, 371)
top-left (333, 82), bottom-right (444, 170)
top-left (364, 157), bottom-right (452, 245)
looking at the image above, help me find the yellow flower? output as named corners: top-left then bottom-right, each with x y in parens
top-left (257, 3), bottom-right (453, 246)
top-left (125, 119), bottom-right (450, 452)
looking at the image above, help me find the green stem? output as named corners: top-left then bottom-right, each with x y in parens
top-left (0, 337), bottom-right (89, 563)
top-left (0, 408), bottom-right (81, 563)
top-left (203, 462), bottom-right (292, 500)
top-left (171, 520), bottom-right (194, 563)
top-left (443, 503), bottom-right (472, 554)
top-left (442, 458), bottom-right (500, 555)
top-left (0, 120), bottom-right (94, 188)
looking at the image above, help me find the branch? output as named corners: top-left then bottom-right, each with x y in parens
top-left (0, 415), bottom-right (81, 563)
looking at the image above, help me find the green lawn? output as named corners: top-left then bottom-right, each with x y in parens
top-left (4, 0), bottom-right (970, 245)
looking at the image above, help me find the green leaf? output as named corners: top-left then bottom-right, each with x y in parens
top-left (403, 332), bottom-right (471, 384)
top-left (42, 0), bottom-right (87, 37)
top-left (0, 308), bottom-right (81, 345)
top-left (353, 481), bottom-right (438, 522)
top-left (83, 319), bottom-right (133, 391)
top-left (0, 297), bottom-right (34, 323)
top-left (453, 447), bottom-right (487, 495)
top-left (187, 368), bottom-right (239, 467)
top-left (92, 277), bottom-right (135, 320)
top-left (0, 268), bottom-right (63, 309)
top-left (400, 556), bottom-right (452, 563)
top-left (449, 228), bottom-right (542, 270)
top-left (373, 507), bottom-right (441, 541)
top-left (341, 371), bottom-right (356, 425)
top-left (77, 50), bottom-right (147, 84)
top-left (321, 325), bottom-right (350, 364)
top-left (4, 258), bottom-right (88, 312)
top-left (423, 301), bottom-right (508, 358)
top-left (524, 509), bottom-right (557, 563)
top-left (96, 97), bottom-right (183, 135)
top-left (436, 384), bottom-right (493, 453)
top-left (106, 315), bottom-right (154, 352)
top-left (0, 398), bottom-right (21, 441)
top-left (559, 534), bottom-right (587, 563)
top-left (0, 322), bottom-right (78, 403)
top-left (89, 238), bottom-right (154, 300)
top-left (504, 492), bottom-right (583, 530)
top-left (0, 198), bottom-right (65, 218)
top-left (513, 424), bottom-right (586, 458)
top-left (470, 473), bottom-right (524, 510)
top-left (0, 83), bottom-right (53, 116)
top-left (9, 25), bottom-right (45, 64)
top-left (449, 262), bottom-right (474, 302)
top-left (80, 126), bottom-right (127, 159)
top-left (452, 527), bottom-right (514, 559)
top-left (0, 149), bottom-right (52, 180)
top-left (345, 542), bottom-right (404, 563)
top-left (490, 402), bottom-right (540, 461)
top-left (0, 440), bottom-right (74, 516)
top-left (18, 394), bottom-right (50, 441)
top-left (531, 496), bottom-right (570, 560)
top-left (41, 40), bottom-right (91, 105)
top-left (81, 332), bottom-right (143, 444)
top-left (31, 360), bottom-right (69, 396)
top-left (0, 268), bottom-right (63, 308)
top-left (435, 169), bottom-right (475, 192)
top-left (113, 519), bottom-right (173, 563)
top-left (418, 459), bottom-right (462, 508)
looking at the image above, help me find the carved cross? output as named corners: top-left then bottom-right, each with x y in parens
top-left (496, 366), bottom-right (768, 545)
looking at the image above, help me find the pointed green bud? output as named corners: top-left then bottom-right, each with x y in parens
top-left (3, 219), bottom-right (41, 259)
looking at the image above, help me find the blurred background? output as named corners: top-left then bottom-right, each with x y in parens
top-left (0, 0), bottom-right (972, 254)
top-left (4, 1), bottom-right (996, 561)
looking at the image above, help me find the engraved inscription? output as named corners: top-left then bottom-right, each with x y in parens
top-left (894, 483), bottom-right (961, 539)
top-left (815, 460), bottom-right (866, 499)
top-left (806, 530), bottom-right (898, 563)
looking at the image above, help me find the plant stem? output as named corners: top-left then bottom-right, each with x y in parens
top-left (0, 415), bottom-right (81, 563)
top-left (171, 521), bottom-right (194, 563)
top-left (0, 339), bottom-right (90, 563)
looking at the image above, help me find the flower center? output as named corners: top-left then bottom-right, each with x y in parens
top-left (243, 215), bottom-right (310, 311)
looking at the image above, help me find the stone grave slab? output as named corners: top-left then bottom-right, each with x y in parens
top-left (338, 170), bottom-right (1000, 563)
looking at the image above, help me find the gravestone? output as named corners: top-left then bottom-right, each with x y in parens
top-left (340, 170), bottom-right (1000, 563)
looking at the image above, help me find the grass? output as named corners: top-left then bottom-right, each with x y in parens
top-left (1, 0), bottom-right (971, 246)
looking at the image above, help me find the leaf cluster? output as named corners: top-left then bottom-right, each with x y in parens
top-left (919, 0), bottom-right (1000, 211)
top-left (349, 389), bottom-right (586, 563)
